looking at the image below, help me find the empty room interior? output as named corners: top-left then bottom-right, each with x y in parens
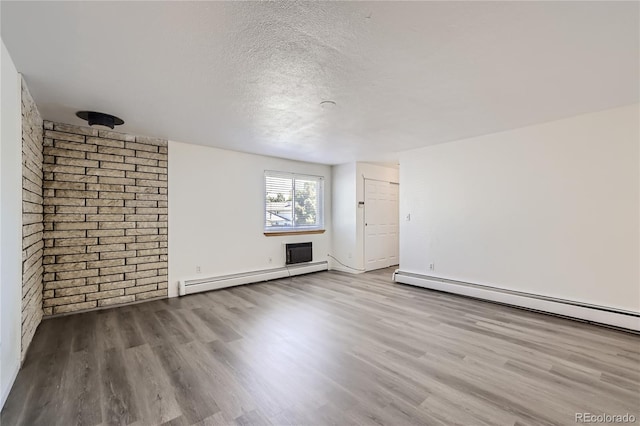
top-left (1, 1), bottom-right (639, 425)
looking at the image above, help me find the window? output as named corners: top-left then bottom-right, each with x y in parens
top-left (264, 171), bottom-right (324, 233)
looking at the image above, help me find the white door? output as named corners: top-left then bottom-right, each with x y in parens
top-left (364, 180), bottom-right (399, 271)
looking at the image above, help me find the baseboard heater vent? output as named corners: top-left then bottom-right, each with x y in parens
top-left (179, 261), bottom-right (328, 296)
top-left (393, 270), bottom-right (640, 332)
top-left (286, 242), bottom-right (312, 265)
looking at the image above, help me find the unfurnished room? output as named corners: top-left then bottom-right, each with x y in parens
top-left (0, 1), bottom-right (638, 425)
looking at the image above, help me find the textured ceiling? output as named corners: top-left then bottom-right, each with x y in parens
top-left (2, 1), bottom-right (638, 165)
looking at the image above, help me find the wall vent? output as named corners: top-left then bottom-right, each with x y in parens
top-left (286, 242), bottom-right (312, 265)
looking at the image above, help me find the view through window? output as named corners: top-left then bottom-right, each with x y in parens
top-left (264, 171), bottom-right (324, 231)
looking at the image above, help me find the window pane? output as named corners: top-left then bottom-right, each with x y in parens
top-left (265, 171), bottom-right (323, 231)
top-left (294, 178), bottom-right (318, 227)
top-left (265, 176), bottom-right (293, 228)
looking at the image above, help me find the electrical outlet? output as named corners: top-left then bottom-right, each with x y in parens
top-left (429, 263), bottom-right (435, 271)
top-left (196, 265), bottom-right (201, 274)
top-left (268, 257), bottom-right (272, 264)
top-left (406, 213), bottom-right (411, 221)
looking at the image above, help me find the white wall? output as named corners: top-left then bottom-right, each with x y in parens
top-left (330, 163), bottom-right (357, 272)
top-left (399, 104), bottom-right (640, 312)
top-left (1, 39), bottom-right (23, 408)
top-left (168, 141), bottom-right (332, 297)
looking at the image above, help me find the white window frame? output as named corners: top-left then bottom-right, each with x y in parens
top-left (264, 171), bottom-right (324, 233)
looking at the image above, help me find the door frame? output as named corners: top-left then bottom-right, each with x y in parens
top-left (363, 177), bottom-right (399, 272)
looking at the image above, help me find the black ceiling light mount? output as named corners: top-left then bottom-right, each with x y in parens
top-left (76, 111), bottom-right (124, 129)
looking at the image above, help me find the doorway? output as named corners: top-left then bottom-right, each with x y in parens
top-left (364, 179), bottom-right (399, 271)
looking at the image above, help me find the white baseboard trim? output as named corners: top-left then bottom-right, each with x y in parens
top-left (179, 261), bottom-right (328, 296)
top-left (393, 270), bottom-right (640, 332)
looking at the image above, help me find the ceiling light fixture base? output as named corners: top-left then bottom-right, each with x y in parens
top-left (76, 111), bottom-right (124, 129)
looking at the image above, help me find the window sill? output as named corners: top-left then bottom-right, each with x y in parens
top-left (264, 229), bottom-right (326, 237)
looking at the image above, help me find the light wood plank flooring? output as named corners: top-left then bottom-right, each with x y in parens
top-left (2, 268), bottom-right (639, 425)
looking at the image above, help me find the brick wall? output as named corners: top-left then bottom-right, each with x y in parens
top-left (42, 121), bottom-right (168, 315)
top-left (21, 77), bottom-right (44, 359)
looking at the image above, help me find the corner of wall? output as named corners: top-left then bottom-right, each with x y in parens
top-left (1, 39), bottom-right (25, 409)
top-left (20, 75), bottom-right (44, 361)
top-left (330, 163), bottom-right (358, 272)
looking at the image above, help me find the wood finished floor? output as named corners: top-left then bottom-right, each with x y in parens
top-left (2, 268), bottom-right (639, 426)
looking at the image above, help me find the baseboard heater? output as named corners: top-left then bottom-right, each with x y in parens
top-left (178, 261), bottom-right (328, 296)
top-left (393, 270), bottom-right (640, 332)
